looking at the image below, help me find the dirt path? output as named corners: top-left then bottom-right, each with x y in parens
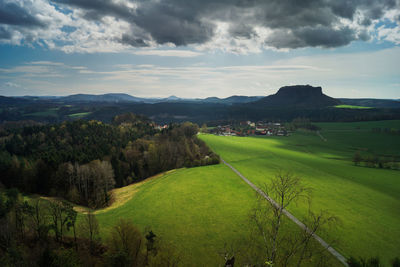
top-left (221, 159), bottom-right (348, 266)
top-left (317, 130), bottom-right (328, 142)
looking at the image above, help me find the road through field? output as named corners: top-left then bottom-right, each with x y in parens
top-left (221, 158), bottom-right (349, 266)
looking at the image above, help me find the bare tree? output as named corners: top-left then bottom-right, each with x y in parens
top-left (48, 200), bottom-right (76, 243)
top-left (249, 171), bottom-right (338, 266)
top-left (75, 160), bottom-right (115, 208)
top-left (79, 209), bottom-right (100, 255)
top-left (296, 210), bottom-right (338, 266)
top-left (265, 171), bottom-right (310, 264)
top-left (29, 199), bottom-right (50, 241)
top-left (107, 219), bottom-right (144, 267)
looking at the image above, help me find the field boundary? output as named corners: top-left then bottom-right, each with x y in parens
top-left (221, 159), bottom-right (349, 266)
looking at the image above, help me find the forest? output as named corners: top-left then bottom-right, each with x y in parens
top-left (0, 113), bottom-right (219, 208)
top-left (0, 188), bottom-right (180, 267)
top-left (1, 97), bottom-right (400, 126)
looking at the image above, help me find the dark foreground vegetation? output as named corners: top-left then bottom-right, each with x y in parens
top-left (0, 113), bottom-right (219, 208)
top-left (0, 188), bottom-right (180, 267)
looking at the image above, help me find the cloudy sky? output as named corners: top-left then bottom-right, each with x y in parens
top-left (0, 0), bottom-right (399, 98)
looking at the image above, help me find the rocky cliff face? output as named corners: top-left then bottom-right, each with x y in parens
top-left (257, 85), bottom-right (341, 108)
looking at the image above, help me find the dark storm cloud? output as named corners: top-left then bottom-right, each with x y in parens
top-left (131, 1), bottom-right (214, 45)
top-left (120, 34), bottom-right (148, 47)
top-left (0, 2), bottom-right (45, 27)
top-left (0, 27), bottom-right (11, 40)
top-left (297, 26), bottom-right (356, 48)
top-left (2, 0), bottom-right (400, 50)
top-left (52, 0), bottom-right (133, 20)
top-left (266, 26), bottom-right (356, 49)
top-left (53, 0), bottom-right (214, 45)
top-left (228, 23), bottom-right (258, 39)
top-left (51, 0), bottom-right (399, 48)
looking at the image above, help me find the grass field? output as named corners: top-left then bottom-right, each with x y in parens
top-left (199, 120), bottom-right (400, 264)
top-left (23, 120), bottom-right (399, 265)
top-left (86, 165), bottom-right (258, 266)
top-left (68, 112), bottom-right (92, 118)
top-left (334, 104), bottom-right (372, 109)
top-left (23, 108), bottom-right (60, 117)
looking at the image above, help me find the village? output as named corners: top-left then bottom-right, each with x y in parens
top-left (210, 121), bottom-right (289, 137)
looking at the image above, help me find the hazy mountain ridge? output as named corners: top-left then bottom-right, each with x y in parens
top-left (11, 93), bottom-right (264, 105)
top-left (2, 85), bottom-right (399, 108)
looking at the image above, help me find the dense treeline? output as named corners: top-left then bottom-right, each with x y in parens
top-left (0, 113), bottom-right (219, 208)
top-left (371, 127), bottom-right (400, 135)
top-left (352, 151), bottom-right (400, 170)
top-left (0, 188), bottom-right (179, 266)
top-left (2, 98), bottom-right (400, 125)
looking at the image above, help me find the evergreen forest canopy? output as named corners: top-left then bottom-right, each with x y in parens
top-left (0, 113), bottom-right (219, 208)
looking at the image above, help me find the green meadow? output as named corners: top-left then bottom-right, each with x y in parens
top-left (23, 108), bottom-right (60, 117)
top-left (199, 120), bottom-right (400, 264)
top-left (334, 104), bottom-right (372, 109)
top-left (25, 120), bottom-right (398, 265)
top-left (87, 165), bottom-right (258, 266)
top-left (68, 112), bottom-right (92, 118)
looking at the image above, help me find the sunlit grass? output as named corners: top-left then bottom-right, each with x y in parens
top-left (68, 112), bottom-right (92, 118)
top-left (91, 165), bottom-right (257, 266)
top-left (199, 121), bottom-right (400, 264)
top-left (334, 104), bottom-right (372, 109)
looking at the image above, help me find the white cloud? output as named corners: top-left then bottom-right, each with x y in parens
top-left (0, 61), bottom-right (87, 78)
top-left (0, 0), bottom-right (399, 54)
top-left (377, 26), bottom-right (400, 44)
top-left (132, 50), bottom-right (203, 57)
top-left (4, 82), bottom-right (20, 87)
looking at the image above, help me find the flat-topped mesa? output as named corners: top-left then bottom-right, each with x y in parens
top-left (276, 85), bottom-right (323, 97)
top-left (256, 85), bottom-right (341, 108)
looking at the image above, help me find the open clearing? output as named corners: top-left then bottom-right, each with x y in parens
top-left (334, 104), bottom-right (372, 109)
top-left (68, 112), bottom-right (92, 118)
top-left (199, 120), bottom-right (400, 264)
top-left (90, 164), bottom-right (258, 266)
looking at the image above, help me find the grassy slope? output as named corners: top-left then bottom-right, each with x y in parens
top-left (68, 112), bottom-right (92, 118)
top-left (91, 165), bottom-right (257, 266)
top-left (34, 164), bottom-right (338, 266)
top-left (199, 120), bottom-right (400, 264)
top-left (334, 105), bottom-right (372, 109)
top-left (23, 108), bottom-right (60, 117)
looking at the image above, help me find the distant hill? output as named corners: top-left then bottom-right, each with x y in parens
top-left (339, 98), bottom-right (400, 108)
top-left (201, 95), bottom-right (263, 104)
top-left (0, 96), bottom-right (29, 105)
top-left (166, 95), bottom-right (180, 101)
top-left (43, 93), bottom-right (263, 105)
top-left (256, 85), bottom-right (341, 108)
top-left (59, 93), bottom-right (145, 103)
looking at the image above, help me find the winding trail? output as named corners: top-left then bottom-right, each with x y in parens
top-left (221, 159), bottom-right (348, 266)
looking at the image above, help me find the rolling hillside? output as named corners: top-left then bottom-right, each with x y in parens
top-left (200, 120), bottom-right (400, 265)
top-left (84, 165), bottom-right (257, 266)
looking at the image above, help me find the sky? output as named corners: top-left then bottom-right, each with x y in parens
top-left (0, 0), bottom-right (399, 99)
